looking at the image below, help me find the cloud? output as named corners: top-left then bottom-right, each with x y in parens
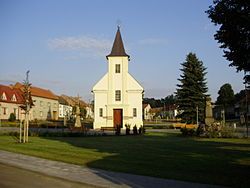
top-left (0, 74), bottom-right (23, 84)
top-left (48, 36), bottom-right (112, 57)
top-left (138, 38), bottom-right (168, 45)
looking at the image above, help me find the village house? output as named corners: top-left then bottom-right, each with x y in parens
top-left (13, 83), bottom-right (59, 120)
top-left (92, 27), bottom-right (144, 129)
top-left (58, 96), bottom-right (73, 119)
top-left (60, 95), bottom-right (93, 119)
top-left (0, 84), bottom-right (25, 120)
top-left (143, 103), bottom-right (153, 120)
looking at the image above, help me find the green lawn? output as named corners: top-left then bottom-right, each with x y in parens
top-left (0, 132), bottom-right (249, 187)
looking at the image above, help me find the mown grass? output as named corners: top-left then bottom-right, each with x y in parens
top-left (0, 132), bottom-right (249, 187)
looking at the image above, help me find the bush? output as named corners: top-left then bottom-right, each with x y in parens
top-left (125, 124), bottom-right (130, 135)
top-left (180, 127), bottom-right (196, 136)
top-left (203, 122), bottom-right (236, 138)
top-left (133, 125), bottom-right (138, 135)
top-left (8, 113), bottom-right (16, 122)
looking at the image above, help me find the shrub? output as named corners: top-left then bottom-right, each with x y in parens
top-left (133, 125), bottom-right (138, 135)
top-left (180, 127), bottom-right (196, 136)
top-left (8, 113), bottom-right (16, 122)
top-left (203, 122), bottom-right (236, 138)
top-left (125, 124), bottom-right (130, 135)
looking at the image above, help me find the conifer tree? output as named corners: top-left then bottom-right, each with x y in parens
top-left (176, 53), bottom-right (208, 123)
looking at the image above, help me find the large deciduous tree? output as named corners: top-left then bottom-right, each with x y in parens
top-left (206, 0), bottom-right (250, 72)
top-left (176, 53), bottom-right (208, 123)
top-left (216, 83), bottom-right (235, 109)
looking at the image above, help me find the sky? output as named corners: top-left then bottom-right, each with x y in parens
top-left (0, 0), bottom-right (245, 102)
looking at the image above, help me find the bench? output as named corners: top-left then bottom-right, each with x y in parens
top-left (100, 127), bottom-right (116, 132)
top-left (173, 123), bottom-right (197, 129)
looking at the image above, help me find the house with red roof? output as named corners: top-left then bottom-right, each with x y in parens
top-left (13, 83), bottom-right (59, 120)
top-left (0, 84), bottom-right (25, 120)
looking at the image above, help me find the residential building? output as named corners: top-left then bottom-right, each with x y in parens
top-left (92, 27), bottom-right (144, 129)
top-left (14, 83), bottom-right (59, 120)
top-left (58, 96), bottom-right (73, 119)
top-left (143, 104), bottom-right (153, 120)
top-left (60, 95), bottom-right (93, 119)
top-left (0, 84), bottom-right (25, 120)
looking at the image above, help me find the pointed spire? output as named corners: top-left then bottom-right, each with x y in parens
top-left (106, 26), bottom-right (129, 59)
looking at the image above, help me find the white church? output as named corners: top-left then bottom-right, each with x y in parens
top-left (92, 27), bottom-right (144, 129)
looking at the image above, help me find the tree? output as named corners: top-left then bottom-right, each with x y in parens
top-left (216, 83), bottom-right (235, 108)
top-left (9, 113), bottom-right (16, 122)
top-left (206, 0), bottom-right (250, 72)
top-left (176, 53), bottom-right (208, 123)
top-left (19, 71), bottom-right (33, 143)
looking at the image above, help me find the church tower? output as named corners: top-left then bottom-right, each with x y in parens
top-left (92, 27), bottom-right (143, 129)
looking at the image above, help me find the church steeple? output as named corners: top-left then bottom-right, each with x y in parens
top-left (106, 26), bottom-right (130, 59)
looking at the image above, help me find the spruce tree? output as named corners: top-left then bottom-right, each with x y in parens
top-left (176, 53), bottom-right (208, 123)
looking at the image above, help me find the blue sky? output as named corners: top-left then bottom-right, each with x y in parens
top-left (0, 0), bottom-right (245, 102)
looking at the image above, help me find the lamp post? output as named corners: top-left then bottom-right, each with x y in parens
top-left (196, 106), bottom-right (199, 126)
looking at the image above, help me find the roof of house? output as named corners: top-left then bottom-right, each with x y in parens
top-left (0, 84), bottom-right (24, 104)
top-left (14, 82), bottom-right (58, 100)
top-left (106, 27), bottom-right (129, 59)
top-left (60, 94), bottom-right (87, 107)
top-left (149, 107), bottom-right (163, 113)
top-left (143, 103), bottom-right (151, 109)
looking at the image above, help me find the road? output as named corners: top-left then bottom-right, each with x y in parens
top-left (0, 163), bottom-right (95, 188)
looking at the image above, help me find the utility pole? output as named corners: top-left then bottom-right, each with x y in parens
top-left (244, 72), bottom-right (249, 137)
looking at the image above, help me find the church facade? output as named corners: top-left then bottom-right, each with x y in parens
top-left (92, 27), bottom-right (143, 129)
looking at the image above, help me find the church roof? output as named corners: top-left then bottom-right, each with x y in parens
top-left (106, 27), bottom-right (129, 59)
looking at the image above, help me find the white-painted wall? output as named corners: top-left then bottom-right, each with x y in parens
top-left (93, 56), bottom-right (143, 129)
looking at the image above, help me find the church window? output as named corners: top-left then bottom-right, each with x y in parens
top-left (115, 90), bottom-right (121, 101)
top-left (133, 108), bottom-right (137, 117)
top-left (99, 108), bottom-right (103, 117)
top-left (115, 64), bottom-right (121, 73)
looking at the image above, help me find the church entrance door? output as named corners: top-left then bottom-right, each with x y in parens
top-left (113, 109), bottom-right (123, 128)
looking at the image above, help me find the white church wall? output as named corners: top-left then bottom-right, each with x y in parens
top-left (94, 92), bottom-right (107, 129)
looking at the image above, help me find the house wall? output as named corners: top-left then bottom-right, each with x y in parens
top-left (94, 92), bottom-right (108, 128)
top-left (85, 106), bottom-right (94, 119)
top-left (144, 105), bottom-right (152, 120)
top-left (59, 104), bottom-right (73, 118)
top-left (0, 102), bottom-right (24, 120)
top-left (31, 96), bottom-right (59, 120)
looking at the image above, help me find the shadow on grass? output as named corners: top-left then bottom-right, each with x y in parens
top-left (42, 132), bottom-right (250, 187)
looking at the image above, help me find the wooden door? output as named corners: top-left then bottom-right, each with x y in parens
top-left (113, 109), bottom-right (123, 128)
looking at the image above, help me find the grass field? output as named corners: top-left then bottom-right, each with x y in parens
top-left (0, 132), bottom-right (249, 187)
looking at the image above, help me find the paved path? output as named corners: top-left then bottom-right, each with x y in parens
top-left (0, 163), bottom-right (95, 188)
top-left (0, 150), bottom-right (225, 188)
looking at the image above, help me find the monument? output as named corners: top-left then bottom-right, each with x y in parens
top-left (74, 96), bottom-right (82, 128)
top-left (205, 96), bottom-right (215, 125)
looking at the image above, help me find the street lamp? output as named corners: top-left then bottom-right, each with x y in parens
top-left (196, 106), bottom-right (199, 126)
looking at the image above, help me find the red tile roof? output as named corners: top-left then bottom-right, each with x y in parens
top-left (14, 82), bottom-right (58, 100)
top-left (0, 84), bottom-right (24, 104)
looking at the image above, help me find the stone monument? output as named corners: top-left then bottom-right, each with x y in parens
top-left (74, 96), bottom-right (82, 128)
top-left (205, 96), bottom-right (214, 125)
